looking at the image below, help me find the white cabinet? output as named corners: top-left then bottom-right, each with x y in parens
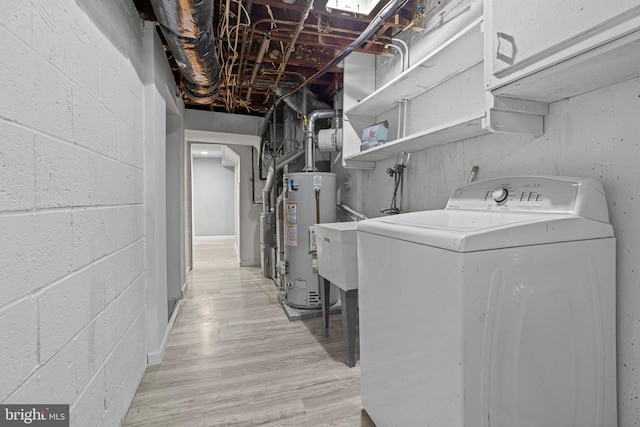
top-left (485, 0), bottom-right (640, 102)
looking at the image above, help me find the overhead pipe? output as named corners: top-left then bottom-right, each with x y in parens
top-left (289, 0), bottom-right (411, 94)
top-left (246, 34), bottom-right (272, 101)
top-left (273, 0), bottom-right (315, 89)
top-left (304, 110), bottom-right (341, 171)
top-left (393, 38), bottom-right (410, 70)
top-left (149, 0), bottom-right (221, 104)
top-left (237, 18), bottom-right (391, 100)
top-left (245, 19), bottom-right (393, 53)
top-left (259, 0), bottom-right (410, 140)
top-left (394, 1), bottom-right (441, 38)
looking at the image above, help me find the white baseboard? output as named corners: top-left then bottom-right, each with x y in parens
top-left (194, 235), bottom-right (235, 240)
top-left (147, 298), bottom-right (183, 366)
top-left (239, 259), bottom-right (260, 267)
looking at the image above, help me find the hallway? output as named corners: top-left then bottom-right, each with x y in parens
top-left (123, 238), bottom-right (373, 426)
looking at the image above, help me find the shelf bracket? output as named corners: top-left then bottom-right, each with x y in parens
top-left (343, 159), bottom-right (376, 170)
top-left (484, 93), bottom-right (548, 135)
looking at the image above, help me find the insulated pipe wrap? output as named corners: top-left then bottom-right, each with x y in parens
top-left (150, 0), bottom-right (221, 103)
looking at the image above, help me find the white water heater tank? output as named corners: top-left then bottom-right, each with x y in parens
top-left (284, 172), bottom-right (339, 308)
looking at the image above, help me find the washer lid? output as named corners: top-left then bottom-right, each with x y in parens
top-left (357, 210), bottom-right (614, 252)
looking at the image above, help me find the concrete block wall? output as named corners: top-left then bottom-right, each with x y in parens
top-left (0, 0), bottom-right (147, 425)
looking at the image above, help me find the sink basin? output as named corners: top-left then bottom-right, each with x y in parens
top-left (315, 222), bottom-right (359, 291)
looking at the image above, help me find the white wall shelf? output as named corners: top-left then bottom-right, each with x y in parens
top-left (345, 113), bottom-right (488, 163)
top-left (345, 17), bottom-right (484, 119)
top-left (342, 15), bottom-right (547, 167)
top-left (343, 94), bottom-right (548, 165)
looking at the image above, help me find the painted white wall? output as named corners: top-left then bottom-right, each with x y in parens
top-left (166, 109), bottom-right (186, 315)
top-left (376, 0), bottom-right (483, 87)
top-left (0, 0), bottom-right (147, 425)
top-left (223, 146), bottom-right (242, 256)
top-left (345, 47), bottom-right (640, 427)
top-left (185, 109), bottom-right (263, 135)
top-left (142, 22), bottom-right (186, 366)
top-left (192, 157), bottom-right (235, 236)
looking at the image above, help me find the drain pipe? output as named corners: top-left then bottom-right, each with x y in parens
top-left (338, 204), bottom-right (368, 221)
top-left (304, 110), bottom-right (341, 171)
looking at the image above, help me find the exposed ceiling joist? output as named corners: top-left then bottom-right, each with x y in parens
top-left (134, 0), bottom-right (431, 116)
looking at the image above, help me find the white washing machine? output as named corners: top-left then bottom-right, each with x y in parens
top-left (357, 176), bottom-right (616, 427)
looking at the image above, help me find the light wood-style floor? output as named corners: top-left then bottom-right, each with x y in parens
top-left (123, 238), bottom-right (374, 426)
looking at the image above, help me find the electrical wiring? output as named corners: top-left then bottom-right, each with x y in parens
top-left (283, 0), bottom-right (410, 100)
top-left (217, 0), bottom-right (255, 110)
top-left (257, 0), bottom-right (411, 139)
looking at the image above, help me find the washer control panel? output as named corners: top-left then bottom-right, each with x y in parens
top-left (445, 176), bottom-right (609, 222)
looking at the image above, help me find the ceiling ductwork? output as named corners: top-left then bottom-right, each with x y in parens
top-left (149, 0), bottom-right (221, 104)
top-left (274, 87), bottom-right (330, 115)
top-left (134, 0), bottom-right (430, 114)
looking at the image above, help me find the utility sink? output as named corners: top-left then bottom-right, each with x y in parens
top-left (315, 221), bottom-right (359, 291)
top-left (314, 221), bottom-right (360, 367)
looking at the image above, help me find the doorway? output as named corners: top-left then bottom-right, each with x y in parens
top-left (191, 144), bottom-right (236, 239)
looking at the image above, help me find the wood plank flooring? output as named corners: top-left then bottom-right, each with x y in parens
top-left (123, 238), bottom-right (374, 426)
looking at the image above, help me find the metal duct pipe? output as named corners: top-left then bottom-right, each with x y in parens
top-left (150, 0), bottom-right (221, 104)
top-left (263, 166), bottom-right (275, 215)
top-left (246, 34), bottom-right (271, 101)
top-left (274, 87), bottom-right (330, 116)
top-left (304, 110), bottom-right (341, 171)
top-left (276, 147), bottom-right (306, 169)
top-left (262, 147), bottom-right (306, 213)
top-left (302, 86), bottom-right (307, 118)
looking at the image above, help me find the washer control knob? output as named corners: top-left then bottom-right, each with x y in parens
top-left (492, 188), bottom-right (509, 203)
